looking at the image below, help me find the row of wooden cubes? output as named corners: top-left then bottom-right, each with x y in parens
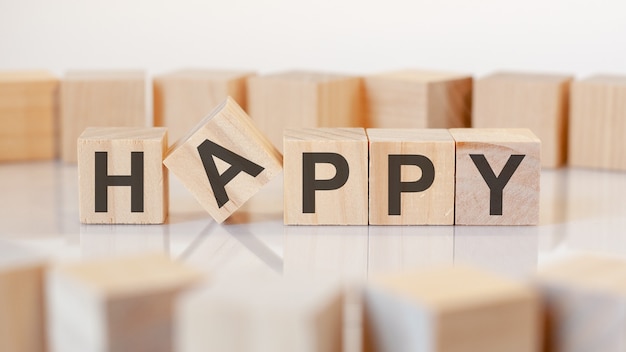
top-left (2, 69), bottom-right (626, 169)
top-left (2, 249), bottom-right (625, 352)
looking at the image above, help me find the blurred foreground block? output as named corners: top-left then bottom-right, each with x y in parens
top-left (363, 266), bottom-right (540, 352)
top-left (47, 253), bottom-right (202, 352)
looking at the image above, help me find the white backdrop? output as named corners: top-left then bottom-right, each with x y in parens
top-left (0, 0), bottom-right (624, 78)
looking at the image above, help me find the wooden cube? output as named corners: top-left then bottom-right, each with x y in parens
top-left (367, 128), bottom-right (455, 225)
top-left (473, 72), bottom-right (572, 168)
top-left (364, 266), bottom-right (540, 352)
top-left (47, 253), bottom-right (202, 352)
top-left (163, 97), bottom-right (282, 224)
top-left (569, 75), bottom-right (626, 170)
top-left (535, 255), bottom-right (626, 351)
top-left (247, 71), bottom-right (365, 151)
top-left (154, 69), bottom-right (255, 144)
top-left (177, 279), bottom-right (343, 352)
top-left (364, 69), bottom-right (472, 129)
top-left (78, 127), bottom-right (168, 224)
top-left (0, 71), bottom-right (58, 162)
top-left (283, 128), bottom-right (368, 225)
top-left (449, 128), bottom-right (540, 225)
top-left (61, 70), bottom-right (146, 163)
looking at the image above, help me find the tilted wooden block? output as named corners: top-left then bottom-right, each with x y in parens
top-left (569, 75), bottom-right (626, 170)
top-left (364, 69), bottom-right (472, 129)
top-left (364, 266), bottom-right (540, 352)
top-left (78, 127), bottom-right (168, 224)
top-left (164, 97), bottom-right (282, 224)
top-left (177, 279), bottom-right (343, 352)
top-left (61, 70), bottom-right (146, 163)
top-left (247, 71), bottom-right (365, 151)
top-left (0, 71), bottom-right (58, 162)
top-left (367, 129), bottom-right (455, 225)
top-left (154, 69), bottom-right (255, 144)
top-left (47, 253), bottom-right (203, 352)
top-left (450, 128), bottom-right (540, 225)
top-left (535, 255), bottom-right (626, 352)
top-left (283, 128), bottom-right (368, 225)
top-left (473, 71), bottom-right (572, 168)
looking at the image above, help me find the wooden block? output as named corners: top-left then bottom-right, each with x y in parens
top-left (569, 75), bottom-right (626, 170)
top-left (247, 71), bottom-right (365, 151)
top-left (177, 279), bottom-right (343, 352)
top-left (535, 255), bottom-right (626, 351)
top-left (0, 71), bottom-right (58, 162)
top-left (153, 69), bottom-right (255, 144)
top-left (449, 128), bottom-right (540, 225)
top-left (283, 128), bottom-right (368, 225)
top-left (47, 253), bottom-right (203, 352)
top-left (61, 70), bottom-right (146, 163)
top-left (78, 127), bottom-right (168, 224)
top-left (364, 69), bottom-right (472, 129)
top-left (473, 71), bottom-right (572, 168)
top-left (367, 128), bottom-right (455, 225)
top-left (163, 97), bottom-right (282, 224)
top-left (364, 266), bottom-right (540, 352)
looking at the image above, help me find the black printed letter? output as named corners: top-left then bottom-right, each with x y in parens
top-left (388, 155), bottom-right (435, 216)
top-left (470, 154), bottom-right (525, 215)
top-left (95, 151), bottom-right (144, 213)
top-left (302, 153), bottom-right (349, 213)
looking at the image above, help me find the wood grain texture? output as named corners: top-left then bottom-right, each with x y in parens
top-left (153, 69), bottom-right (255, 144)
top-left (364, 69), bottom-right (472, 129)
top-left (247, 71), bottom-right (365, 152)
top-left (283, 128), bottom-right (368, 225)
top-left (177, 279), bottom-right (343, 352)
top-left (78, 127), bottom-right (168, 224)
top-left (450, 128), bottom-right (540, 225)
top-left (364, 266), bottom-right (540, 352)
top-left (61, 70), bottom-right (146, 163)
top-left (569, 75), bottom-right (626, 170)
top-left (46, 253), bottom-right (203, 352)
top-left (473, 71), bottom-right (572, 168)
top-left (0, 71), bottom-right (58, 162)
top-left (367, 129), bottom-right (455, 225)
top-left (163, 97), bottom-right (283, 224)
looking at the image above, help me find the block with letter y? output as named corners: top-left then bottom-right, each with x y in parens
top-left (164, 97), bottom-right (283, 223)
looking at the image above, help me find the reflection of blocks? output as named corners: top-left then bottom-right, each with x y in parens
top-left (473, 72), bottom-right (572, 168)
top-left (283, 128), bottom-right (368, 225)
top-left (154, 69), bottom-right (255, 144)
top-left (450, 128), bottom-right (540, 225)
top-left (61, 70), bottom-right (146, 163)
top-left (0, 71), bottom-right (58, 162)
top-left (364, 69), bottom-right (472, 129)
top-left (247, 71), bottom-right (365, 151)
top-left (177, 279), bottom-right (343, 352)
top-left (367, 129), bottom-right (455, 225)
top-left (569, 75), bottom-right (626, 170)
top-left (47, 253), bottom-right (202, 352)
top-left (164, 97), bottom-right (282, 224)
top-left (364, 266), bottom-right (540, 352)
top-left (78, 127), bottom-right (168, 224)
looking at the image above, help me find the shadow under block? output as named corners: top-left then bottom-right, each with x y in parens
top-left (367, 129), bottom-right (455, 225)
top-left (61, 70), bottom-right (147, 163)
top-left (163, 97), bottom-right (283, 224)
top-left (177, 279), bottom-right (343, 352)
top-left (535, 255), bottom-right (626, 352)
top-left (47, 253), bottom-right (203, 352)
top-left (569, 75), bottom-right (626, 170)
top-left (283, 128), bottom-right (368, 225)
top-left (153, 69), bottom-right (256, 144)
top-left (78, 127), bottom-right (168, 224)
top-left (363, 266), bottom-right (540, 352)
top-left (0, 71), bottom-right (58, 162)
top-left (449, 128), bottom-right (540, 225)
top-left (247, 71), bottom-right (365, 152)
top-left (472, 72), bottom-right (572, 168)
top-left (364, 69), bottom-right (472, 129)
